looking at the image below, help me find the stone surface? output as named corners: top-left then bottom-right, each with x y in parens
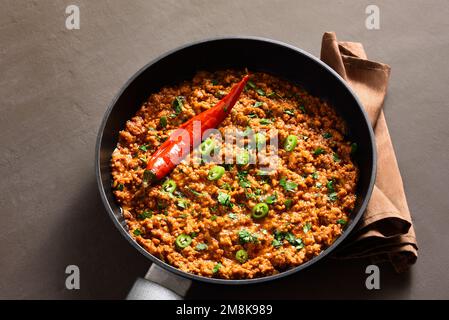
top-left (0, 0), bottom-right (448, 299)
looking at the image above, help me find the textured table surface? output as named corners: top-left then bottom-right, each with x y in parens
top-left (1, 0), bottom-right (448, 299)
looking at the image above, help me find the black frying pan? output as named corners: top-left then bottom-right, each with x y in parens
top-left (95, 37), bottom-right (376, 298)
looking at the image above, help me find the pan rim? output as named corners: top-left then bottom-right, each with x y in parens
top-left (95, 35), bottom-right (377, 285)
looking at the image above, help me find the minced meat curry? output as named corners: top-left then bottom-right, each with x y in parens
top-left (111, 70), bottom-right (358, 279)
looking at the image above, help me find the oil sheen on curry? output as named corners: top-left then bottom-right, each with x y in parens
top-left (111, 70), bottom-right (359, 279)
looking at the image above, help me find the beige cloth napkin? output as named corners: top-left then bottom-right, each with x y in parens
top-left (320, 32), bottom-right (418, 272)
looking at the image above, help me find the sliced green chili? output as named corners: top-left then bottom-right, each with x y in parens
top-left (175, 234), bottom-right (192, 249)
top-left (236, 150), bottom-right (250, 165)
top-left (235, 249), bottom-right (249, 263)
top-left (255, 132), bottom-right (266, 150)
top-left (208, 165), bottom-right (225, 180)
top-left (200, 138), bottom-right (216, 156)
top-left (252, 203), bottom-right (269, 219)
top-left (284, 135), bottom-right (298, 151)
top-left (162, 179), bottom-right (177, 193)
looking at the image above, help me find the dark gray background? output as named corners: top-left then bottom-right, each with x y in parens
top-left (1, 0), bottom-right (448, 299)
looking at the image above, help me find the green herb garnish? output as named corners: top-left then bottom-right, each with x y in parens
top-left (247, 80), bottom-right (256, 89)
top-left (196, 243), bottom-right (208, 251)
top-left (256, 88), bottom-right (266, 96)
top-left (294, 238), bottom-right (305, 250)
top-left (351, 142), bottom-right (358, 155)
top-left (259, 119), bottom-right (272, 125)
top-left (228, 213), bottom-right (238, 220)
top-left (284, 199), bottom-right (293, 209)
top-left (143, 170), bottom-right (156, 188)
top-left (254, 101), bottom-right (263, 108)
top-left (284, 109), bottom-right (295, 116)
top-left (185, 187), bottom-right (203, 197)
top-left (237, 171), bottom-right (251, 188)
top-left (328, 192), bottom-right (338, 202)
top-left (272, 230), bottom-right (304, 250)
top-left (272, 239), bottom-right (283, 248)
top-left (279, 177), bottom-right (298, 192)
top-left (323, 132), bottom-right (332, 139)
top-left (284, 232), bottom-right (296, 245)
top-left (333, 153), bottom-right (341, 162)
top-left (212, 263), bottom-right (222, 274)
top-left (177, 199), bottom-right (189, 209)
top-left (137, 210), bottom-right (152, 220)
top-left (264, 193), bottom-right (277, 204)
top-left (220, 183), bottom-right (232, 191)
top-left (267, 91), bottom-right (281, 98)
top-left (238, 229), bottom-right (258, 244)
top-left (314, 147), bottom-right (325, 156)
top-left (303, 222), bottom-right (312, 233)
top-left (139, 145), bottom-right (149, 152)
top-left (217, 192), bottom-right (233, 207)
top-left (159, 116), bottom-right (167, 128)
top-left (326, 180), bottom-right (335, 193)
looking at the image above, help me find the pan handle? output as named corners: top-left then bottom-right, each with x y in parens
top-left (126, 263), bottom-right (192, 300)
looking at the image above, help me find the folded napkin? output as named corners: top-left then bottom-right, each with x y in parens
top-left (320, 32), bottom-right (418, 272)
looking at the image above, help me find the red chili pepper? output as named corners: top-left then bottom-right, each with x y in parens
top-left (143, 75), bottom-right (249, 185)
